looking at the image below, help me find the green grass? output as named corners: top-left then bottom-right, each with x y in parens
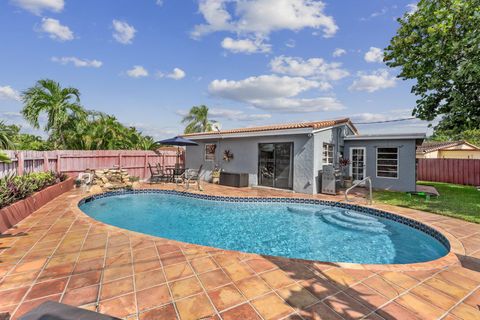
top-left (374, 181), bottom-right (480, 223)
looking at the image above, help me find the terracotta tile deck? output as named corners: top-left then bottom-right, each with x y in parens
top-left (1, 183), bottom-right (479, 319)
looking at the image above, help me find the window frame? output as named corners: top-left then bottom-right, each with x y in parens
top-left (376, 147), bottom-right (399, 179)
top-left (205, 143), bottom-right (217, 161)
top-left (322, 143), bottom-right (335, 165)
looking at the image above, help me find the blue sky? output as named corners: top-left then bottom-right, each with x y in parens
top-left (0, 0), bottom-right (431, 139)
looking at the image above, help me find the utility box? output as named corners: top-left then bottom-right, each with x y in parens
top-left (321, 165), bottom-right (336, 195)
top-left (219, 172), bottom-right (249, 188)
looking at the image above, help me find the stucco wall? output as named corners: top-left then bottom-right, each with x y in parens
top-left (185, 134), bottom-right (315, 194)
top-left (344, 139), bottom-right (417, 192)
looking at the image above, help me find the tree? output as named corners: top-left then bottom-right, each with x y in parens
top-left (0, 121), bottom-right (14, 163)
top-left (182, 105), bottom-right (217, 134)
top-left (384, 0), bottom-right (480, 135)
top-left (21, 79), bottom-right (86, 148)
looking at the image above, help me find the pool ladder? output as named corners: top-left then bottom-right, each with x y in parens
top-left (345, 176), bottom-right (373, 205)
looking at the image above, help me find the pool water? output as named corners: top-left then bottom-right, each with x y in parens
top-left (80, 193), bottom-right (448, 264)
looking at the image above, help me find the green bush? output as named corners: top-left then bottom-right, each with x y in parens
top-left (0, 171), bottom-right (67, 209)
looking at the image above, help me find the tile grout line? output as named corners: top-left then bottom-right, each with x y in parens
top-left (127, 234), bottom-right (139, 319)
top-left (153, 242), bottom-right (182, 320)
top-left (359, 267), bottom-right (450, 319)
top-left (10, 215), bottom-right (80, 317)
top-left (438, 282), bottom-right (480, 319)
top-left (95, 229), bottom-right (111, 312)
top-left (180, 247), bottom-right (223, 319)
top-left (58, 223), bottom-right (93, 302)
top-left (0, 203), bottom-right (66, 283)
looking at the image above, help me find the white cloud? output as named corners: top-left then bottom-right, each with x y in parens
top-left (364, 47), bottom-right (384, 63)
top-left (332, 48), bottom-right (346, 57)
top-left (51, 56), bottom-right (102, 68)
top-left (156, 0), bottom-right (164, 6)
top-left (208, 74), bottom-right (343, 113)
top-left (38, 18), bottom-right (73, 41)
top-left (406, 3), bottom-right (418, 15)
top-left (11, 0), bottom-right (64, 15)
top-left (349, 69), bottom-right (396, 92)
top-left (167, 68), bottom-right (186, 80)
top-left (192, 0), bottom-right (338, 39)
top-left (209, 108), bottom-right (272, 121)
top-left (270, 56), bottom-right (349, 81)
top-left (221, 37), bottom-right (271, 54)
top-left (0, 86), bottom-right (21, 101)
top-left (251, 97), bottom-right (343, 112)
top-left (209, 75), bottom-right (321, 101)
top-left (126, 65), bottom-right (149, 78)
top-left (112, 20), bottom-right (136, 44)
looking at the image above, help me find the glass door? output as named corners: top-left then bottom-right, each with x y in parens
top-left (350, 147), bottom-right (366, 183)
top-left (258, 143), bottom-right (293, 189)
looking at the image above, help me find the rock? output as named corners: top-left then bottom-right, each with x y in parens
top-left (89, 185), bottom-right (103, 194)
top-left (132, 182), bottom-right (141, 189)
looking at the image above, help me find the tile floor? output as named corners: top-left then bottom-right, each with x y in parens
top-left (0, 183), bottom-right (479, 319)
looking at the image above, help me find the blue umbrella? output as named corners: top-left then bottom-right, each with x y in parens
top-left (156, 136), bottom-right (199, 167)
top-left (156, 136), bottom-right (199, 146)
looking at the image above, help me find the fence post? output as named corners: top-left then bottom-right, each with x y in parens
top-left (43, 152), bottom-right (49, 172)
top-left (17, 151), bottom-right (24, 176)
top-left (118, 153), bottom-right (122, 169)
top-left (56, 154), bottom-right (61, 173)
top-left (144, 154), bottom-right (148, 179)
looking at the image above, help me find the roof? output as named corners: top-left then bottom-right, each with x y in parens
top-left (344, 133), bottom-right (426, 141)
top-left (416, 140), bottom-right (480, 153)
top-left (182, 118), bottom-right (358, 139)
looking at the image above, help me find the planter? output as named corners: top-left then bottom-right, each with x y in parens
top-left (344, 179), bottom-right (353, 188)
top-left (0, 178), bottom-right (74, 233)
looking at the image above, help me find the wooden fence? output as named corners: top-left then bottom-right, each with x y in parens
top-left (0, 149), bottom-right (184, 180)
top-left (417, 159), bottom-right (480, 186)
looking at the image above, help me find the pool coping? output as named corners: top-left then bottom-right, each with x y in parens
top-left (72, 188), bottom-right (462, 272)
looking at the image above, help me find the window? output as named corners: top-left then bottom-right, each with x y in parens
top-left (377, 147), bottom-right (398, 178)
top-left (205, 144), bottom-right (216, 161)
top-left (323, 143), bottom-right (334, 165)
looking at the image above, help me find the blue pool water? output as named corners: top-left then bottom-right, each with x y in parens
top-left (79, 193), bottom-right (448, 264)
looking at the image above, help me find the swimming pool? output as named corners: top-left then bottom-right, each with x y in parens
top-left (79, 191), bottom-right (449, 264)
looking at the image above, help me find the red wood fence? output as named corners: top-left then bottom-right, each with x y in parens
top-left (417, 159), bottom-right (480, 186)
top-left (0, 149), bottom-right (184, 180)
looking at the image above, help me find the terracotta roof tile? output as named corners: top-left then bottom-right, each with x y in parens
top-left (182, 118), bottom-right (357, 137)
top-left (417, 141), bottom-right (466, 153)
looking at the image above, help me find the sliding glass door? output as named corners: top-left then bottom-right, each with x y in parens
top-left (258, 143), bottom-right (293, 189)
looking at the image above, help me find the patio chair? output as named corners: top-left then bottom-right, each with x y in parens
top-left (183, 165), bottom-right (203, 191)
top-left (148, 163), bottom-right (166, 183)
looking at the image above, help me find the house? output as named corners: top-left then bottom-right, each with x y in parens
top-left (416, 140), bottom-right (480, 159)
top-left (183, 118), bottom-right (425, 194)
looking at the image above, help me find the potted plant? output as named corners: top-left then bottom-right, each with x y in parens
top-left (339, 158), bottom-right (352, 188)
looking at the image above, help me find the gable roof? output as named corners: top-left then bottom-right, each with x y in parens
top-left (182, 118), bottom-right (358, 138)
top-left (417, 140), bottom-right (480, 153)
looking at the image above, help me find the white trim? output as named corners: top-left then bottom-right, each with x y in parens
top-left (375, 147), bottom-right (399, 179)
top-left (345, 133), bottom-right (425, 140)
top-left (311, 123), bottom-right (358, 135)
top-left (186, 128), bottom-right (313, 140)
top-left (349, 147), bottom-right (366, 183)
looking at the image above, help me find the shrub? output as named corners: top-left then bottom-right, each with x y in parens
top-left (0, 171), bottom-right (67, 209)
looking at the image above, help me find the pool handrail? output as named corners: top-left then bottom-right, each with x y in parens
top-left (345, 176), bottom-right (373, 205)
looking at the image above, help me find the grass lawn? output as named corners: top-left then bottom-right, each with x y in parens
top-left (374, 181), bottom-right (480, 224)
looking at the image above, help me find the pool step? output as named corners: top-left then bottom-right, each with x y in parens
top-left (287, 207), bottom-right (321, 216)
top-left (322, 214), bottom-right (389, 234)
top-left (342, 210), bottom-right (379, 222)
top-left (332, 211), bottom-right (384, 227)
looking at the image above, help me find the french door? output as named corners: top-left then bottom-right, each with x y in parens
top-left (258, 143), bottom-right (293, 189)
top-left (350, 147), bottom-right (366, 183)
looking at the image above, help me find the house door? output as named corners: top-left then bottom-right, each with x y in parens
top-left (258, 143), bottom-right (293, 189)
top-left (350, 147), bottom-right (366, 183)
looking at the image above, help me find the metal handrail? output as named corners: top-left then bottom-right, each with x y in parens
top-left (345, 176), bottom-right (373, 205)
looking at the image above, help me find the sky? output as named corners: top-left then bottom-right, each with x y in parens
top-left (0, 0), bottom-right (432, 140)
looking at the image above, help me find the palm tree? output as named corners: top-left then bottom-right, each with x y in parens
top-left (182, 105), bottom-right (217, 134)
top-left (0, 122), bottom-right (14, 163)
top-left (21, 79), bottom-right (86, 149)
